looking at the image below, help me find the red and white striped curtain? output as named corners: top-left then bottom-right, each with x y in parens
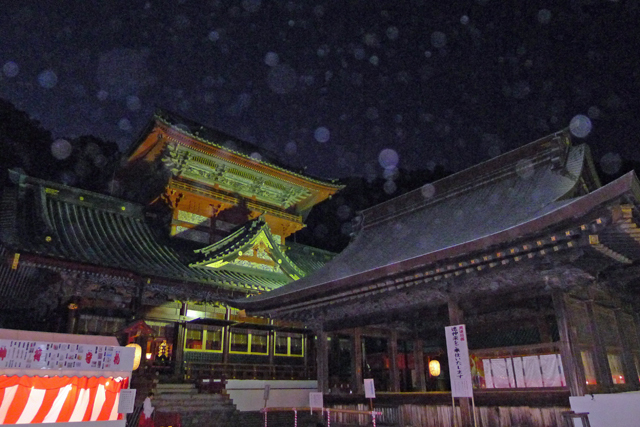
top-left (0, 375), bottom-right (128, 424)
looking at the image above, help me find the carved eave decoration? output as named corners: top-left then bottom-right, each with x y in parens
top-left (190, 218), bottom-right (306, 281)
top-left (161, 142), bottom-right (313, 210)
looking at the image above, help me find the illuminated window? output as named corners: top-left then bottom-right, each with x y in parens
top-left (274, 333), bottom-right (304, 356)
top-left (186, 329), bottom-right (203, 350)
top-left (581, 350), bottom-right (597, 385)
top-left (205, 327), bottom-right (222, 351)
top-left (251, 331), bottom-right (269, 354)
top-left (230, 329), bottom-right (249, 352)
top-left (290, 335), bottom-right (303, 356)
top-left (275, 335), bottom-right (288, 355)
top-left (608, 353), bottom-right (625, 384)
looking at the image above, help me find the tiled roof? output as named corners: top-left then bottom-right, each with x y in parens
top-left (152, 109), bottom-right (342, 189)
top-left (235, 130), bottom-right (617, 310)
top-left (284, 242), bottom-right (337, 275)
top-left (0, 171), bottom-right (303, 293)
top-left (191, 217), bottom-right (307, 282)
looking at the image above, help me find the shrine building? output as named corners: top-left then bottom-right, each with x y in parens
top-left (0, 109), bottom-right (343, 383)
top-left (233, 129), bottom-right (640, 426)
top-left (3, 111), bottom-right (640, 426)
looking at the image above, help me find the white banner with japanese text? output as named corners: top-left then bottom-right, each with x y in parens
top-left (0, 339), bottom-right (134, 372)
top-left (445, 324), bottom-right (473, 398)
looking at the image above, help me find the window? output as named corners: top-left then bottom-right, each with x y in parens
top-left (275, 335), bottom-right (288, 355)
top-left (251, 331), bottom-right (269, 354)
top-left (205, 327), bottom-right (222, 351)
top-left (186, 329), bottom-right (203, 350)
top-left (230, 329), bottom-right (249, 352)
top-left (581, 350), bottom-right (597, 385)
top-left (77, 315), bottom-right (125, 336)
top-left (274, 333), bottom-right (304, 357)
top-left (291, 335), bottom-right (303, 356)
top-left (185, 327), bottom-right (223, 352)
top-left (229, 329), bottom-right (271, 354)
top-left (608, 353), bottom-right (625, 384)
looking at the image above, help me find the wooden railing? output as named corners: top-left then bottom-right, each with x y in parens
top-left (260, 407), bottom-right (383, 427)
top-left (183, 361), bottom-right (315, 382)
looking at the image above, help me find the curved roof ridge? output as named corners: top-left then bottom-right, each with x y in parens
top-left (154, 109), bottom-right (343, 188)
top-left (360, 129), bottom-right (572, 228)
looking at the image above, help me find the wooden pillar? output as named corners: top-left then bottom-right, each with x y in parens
top-left (316, 329), bottom-right (330, 393)
top-left (223, 307), bottom-right (231, 365)
top-left (389, 329), bottom-right (400, 392)
top-left (174, 302), bottom-right (188, 378)
top-left (268, 328), bottom-right (275, 379)
top-left (447, 299), bottom-right (473, 427)
top-left (586, 301), bottom-right (614, 391)
top-left (66, 302), bottom-right (78, 334)
top-left (414, 338), bottom-right (427, 392)
top-left (614, 310), bottom-right (639, 390)
top-left (552, 292), bottom-right (586, 396)
top-left (351, 328), bottom-right (364, 393)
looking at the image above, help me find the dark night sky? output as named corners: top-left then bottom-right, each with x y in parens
top-left (1, 0), bottom-right (639, 182)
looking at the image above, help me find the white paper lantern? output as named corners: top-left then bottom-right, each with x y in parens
top-left (429, 359), bottom-right (441, 377)
top-left (126, 343), bottom-right (142, 370)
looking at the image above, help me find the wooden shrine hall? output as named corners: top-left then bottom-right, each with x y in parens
top-left (234, 130), bottom-right (640, 426)
top-left (0, 109), bottom-right (342, 383)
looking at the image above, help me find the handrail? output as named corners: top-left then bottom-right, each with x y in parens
top-left (259, 407), bottom-right (383, 427)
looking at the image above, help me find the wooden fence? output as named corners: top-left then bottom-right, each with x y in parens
top-left (328, 403), bottom-right (571, 427)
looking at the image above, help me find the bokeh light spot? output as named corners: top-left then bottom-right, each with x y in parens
top-left (264, 52), bottom-right (279, 67)
top-left (118, 118), bottom-right (132, 132)
top-left (126, 95), bottom-right (141, 111)
top-left (378, 148), bottom-right (399, 169)
top-left (3, 61), bottom-right (19, 78)
top-left (38, 70), bottom-right (58, 89)
top-left (51, 139), bottom-right (73, 160)
top-left (537, 9), bottom-right (552, 24)
top-left (431, 32), bottom-right (447, 48)
top-left (569, 114), bottom-right (592, 138)
top-left (383, 180), bottom-right (397, 194)
top-left (314, 127), bottom-right (330, 143)
top-left (600, 152), bottom-right (622, 176)
top-left (421, 183), bottom-right (436, 199)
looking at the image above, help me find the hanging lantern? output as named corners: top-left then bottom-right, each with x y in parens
top-left (126, 343), bottom-right (142, 370)
top-left (429, 359), bottom-right (441, 377)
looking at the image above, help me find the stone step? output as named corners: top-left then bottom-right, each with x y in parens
top-left (155, 399), bottom-right (234, 408)
top-left (156, 383), bottom-right (197, 390)
top-left (156, 393), bottom-right (229, 401)
top-left (155, 404), bottom-right (235, 413)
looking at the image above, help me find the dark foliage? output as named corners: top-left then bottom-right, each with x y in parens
top-left (0, 98), bottom-right (120, 193)
top-left (295, 166), bottom-right (451, 252)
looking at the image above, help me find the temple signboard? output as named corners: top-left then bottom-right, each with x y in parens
top-left (445, 324), bottom-right (473, 398)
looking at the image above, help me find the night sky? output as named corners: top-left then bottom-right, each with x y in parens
top-left (1, 0), bottom-right (639, 181)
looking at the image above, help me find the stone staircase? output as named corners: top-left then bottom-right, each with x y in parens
top-left (152, 383), bottom-right (327, 427)
top-left (154, 383), bottom-right (239, 427)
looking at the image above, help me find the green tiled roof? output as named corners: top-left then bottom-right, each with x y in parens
top-left (192, 217), bottom-right (307, 281)
top-left (0, 170), bottom-right (299, 293)
top-left (153, 109), bottom-right (342, 189)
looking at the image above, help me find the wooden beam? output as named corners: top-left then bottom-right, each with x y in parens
top-left (586, 301), bottom-right (614, 391)
top-left (614, 310), bottom-right (640, 391)
top-left (389, 329), bottom-right (400, 392)
top-left (552, 292), bottom-right (586, 396)
top-left (414, 338), bottom-right (427, 392)
top-left (316, 329), bottom-right (329, 393)
top-left (351, 328), bottom-right (363, 393)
